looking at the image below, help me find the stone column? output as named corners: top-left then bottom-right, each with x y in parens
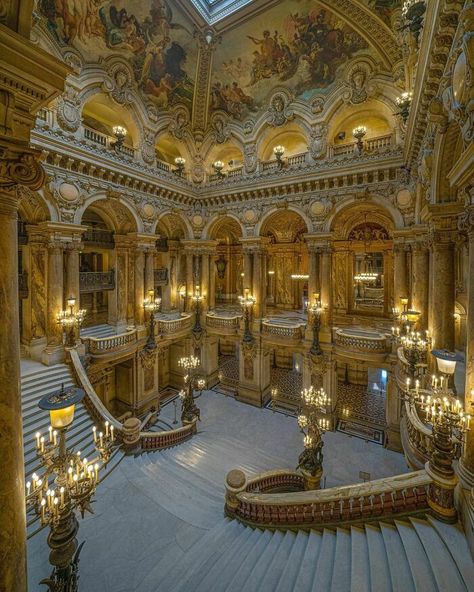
top-left (393, 242), bottom-right (409, 308)
top-left (201, 252), bottom-right (210, 312)
top-left (243, 250), bottom-right (252, 292)
top-left (65, 243), bottom-right (81, 306)
top-left (134, 248), bottom-right (145, 327)
top-left (430, 236), bottom-right (455, 351)
top-left (144, 249), bottom-right (155, 296)
top-left (209, 254), bottom-right (216, 310)
top-left (186, 251), bottom-right (194, 311)
top-left (0, 149), bottom-right (47, 592)
top-left (411, 239), bottom-right (430, 329)
top-left (320, 246), bottom-right (332, 334)
top-left (109, 237), bottom-right (128, 332)
top-left (161, 251), bottom-right (172, 312)
top-left (253, 249), bottom-right (263, 318)
top-left (43, 239), bottom-right (64, 363)
top-left (459, 209), bottom-right (474, 488)
top-left (307, 247), bottom-right (320, 298)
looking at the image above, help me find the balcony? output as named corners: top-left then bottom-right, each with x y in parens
top-left (156, 313), bottom-right (192, 336)
top-left (154, 268), bottom-right (168, 285)
top-left (334, 327), bottom-right (390, 355)
top-left (262, 319), bottom-right (306, 343)
top-left (83, 329), bottom-right (137, 356)
top-left (206, 312), bottom-right (242, 334)
top-left (80, 270), bottom-right (115, 293)
top-left (82, 228), bottom-right (115, 249)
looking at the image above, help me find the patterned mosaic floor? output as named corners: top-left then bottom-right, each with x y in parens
top-left (335, 382), bottom-right (386, 427)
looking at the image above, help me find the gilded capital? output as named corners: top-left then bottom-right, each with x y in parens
top-left (0, 139), bottom-right (44, 191)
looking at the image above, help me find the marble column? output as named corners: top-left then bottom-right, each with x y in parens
top-left (43, 240), bottom-right (64, 360)
top-left (0, 187), bottom-right (28, 592)
top-left (393, 243), bottom-right (409, 308)
top-left (308, 248), bottom-right (320, 298)
top-left (209, 254), bottom-right (216, 310)
top-left (253, 250), bottom-right (263, 318)
top-left (161, 251), bottom-right (172, 312)
top-left (201, 252), bottom-right (210, 312)
top-left (144, 249), bottom-right (155, 296)
top-left (109, 242), bottom-right (128, 331)
top-left (430, 238), bottom-right (455, 351)
top-left (134, 248), bottom-right (145, 327)
top-left (243, 251), bottom-right (252, 292)
top-left (65, 243), bottom-right (81, 305)
top-left (320, 247), bottom-right (332, 332)
top-left (411, 240), bottom-right (429, 329)
top-left (459, 210), bottom-right (474, 487)
top-left (186, 251), bottom-right (194, 311)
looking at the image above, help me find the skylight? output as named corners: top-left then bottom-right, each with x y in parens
top-left (190, 0), bottom-right (255, 24)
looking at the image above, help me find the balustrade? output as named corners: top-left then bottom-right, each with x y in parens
top-left (226, 469), bottom-right (431, 529)
top-left (80, 270), bottom-right (115, 292)
top-left (262, 321), bottom-right (305, 341)
top-left (206, 314), bottom-right (242, 332)
top-left (157, 314), bottom-right (192, 335)
top-left (82, 228), bottom-right (115, 249)
top-left (335, 328), bottom-right (390, 353)
top-left (83, 329), bottom-right (137, 355)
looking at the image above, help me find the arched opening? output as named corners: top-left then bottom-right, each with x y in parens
top-left (155, 132), bottom-right (186, 171)
top-left (260, 209), bottom-right (309, 311)
top-left (258, 123), bottom-right (308, 164)
top-left (209, 216), bottom-right (243, 306)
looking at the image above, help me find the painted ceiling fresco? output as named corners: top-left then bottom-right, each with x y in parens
top-left (360, 0), bottom-right (401, 26)
top-left (210, 0), bottom-right (370, 121)
top-left (37, 0), bottom-right (197, 112)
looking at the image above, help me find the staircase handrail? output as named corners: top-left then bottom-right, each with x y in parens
top-left (69, 349), bottom-right (197, 451)
top-left (225, 468), bottom-right (432, 529)
top-left (82, 328), bottom-right (137, 354)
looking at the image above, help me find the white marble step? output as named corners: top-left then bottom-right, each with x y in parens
top-left (255, 530), bottom-right (296, 592)
top-left (379, 522), bottom-right (415, 592)
top-left (392, 520), bottom-right (436, 592)
top-left (81, 324), bottom-right (116, 338)
top-left (427, 516), bottom-right (474, 588)
top-left (330, 528), bottom-right (351, 592)
top-left (312, 529), bottom-right (337, 591)
top-left (224, 529), bottom-right (274, 592)
top-left (409, 516), bottom-right (468, 592)
top-left (365, 523), bottom-right (392, 592)
top-left (240, 530), bottom-right (286, 592)
top-left (292, 529), bottom-right (323, 591)
top-left (350, 526), bottom-right (370, 592)
top-left (274, 530), bottom-right (310, 592)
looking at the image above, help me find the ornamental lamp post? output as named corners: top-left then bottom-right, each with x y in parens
top-left (273, 145), bottom-right (285, 169)
top-left (143, 289), bottom-right (161, 350)
top-left (352, 125), bottom-right (367, 153)
top-left (308, 292), bottom-right (324, 356)
top-left (57, 297), bottom-right (86, 349)
top-left (178, 355), bottom-right (202, 423)
top-left (191, 285), bottom-right (204, 334)
top-left (239, 288), bottom-right (256, 343)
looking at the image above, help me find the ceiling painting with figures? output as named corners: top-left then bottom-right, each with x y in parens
top-left (37, 0), bottom-right (197, 113)
top-left (210, 0), bottom-right (372, 121)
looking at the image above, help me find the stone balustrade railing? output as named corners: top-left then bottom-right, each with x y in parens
top-left (79, 270), bottom-right (115, 292)
top-left (262, 322), bottom-right (305, 341)
top-left (82, 227), bottom-right (115, 249)
top-left (206, 314), bottom-right (242, 332)
top-left (335, 328), bottom-right (390, 353)
top-left (69, 349), bottom-right (197, 451)
top-left (157, 314), bottom-right (192, 335)
top-left (83, 329), bottom-right (137, 356)
top-left (225, 468), bottom-right (432, 529)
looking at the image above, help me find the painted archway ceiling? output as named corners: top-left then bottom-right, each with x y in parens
top-left (35, 0), bottom-right (402, 134)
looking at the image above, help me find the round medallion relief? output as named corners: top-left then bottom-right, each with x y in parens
top-left (310, 201), bottom-right (326, 216)
top-left (142, 203), bottom-right (155, 219)
top-left (243, 209), bottom-right (256, 223)
top-left (396, 189), bottom-right (412, 207)
top-left (192, 214), bottom-right (204, 228)
top-left (452, 51), bottom-right (466, 104)
top-left (58, 182), bottom-right (80, 203)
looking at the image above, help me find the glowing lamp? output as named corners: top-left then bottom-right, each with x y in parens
top-left (39, 384), bottom-right (85, 429)
top-left (432, 349), bottom-right (463, 376)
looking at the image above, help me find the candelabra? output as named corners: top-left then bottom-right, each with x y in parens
top-left (273, 145), bottom-right (285, 169)
top-left (396, 92), bottom-right (413, 123)
top-left (213, 160), bottom-right (225, 179)
top-left (395, 327), bottom-right (431, 379)
top-left (174, 156), bottom-right (186, 176)
top-left (26, 385), bottom-right (115, 592)
top-left (143, 290), bottom-right (161, 350)
top-left (239, 288), bottom-right (256, 343)
top-left (401, 0), bottom-right (426, 41)
top-left (297, 386), bottom-right (331, 489)
top-left (352, 126), bottom-right (367, 153)
top-left (270, 387), bottom-right (279, 410)
top-left (178, 355), bottom-right (203, 423)
top-left (112, 125), bottom-right (127, 150)
top-left (402, 378), bottom-right (470, 521)
top-left (57, 297), bottom-right (86, 348)
top-left (191, 285), bottom-right (204, 334)
top-left (308, 292), bottom-right (324, 356)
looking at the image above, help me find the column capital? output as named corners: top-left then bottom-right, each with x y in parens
top-left (458, 206), bottom-right (474, 239)
top-left (35, 221), bottom-right (86, 246)
top-left (127, 232), bottom-right (157, 252)
top-left (0, 139), bottom-right (44, 191)
top-left (239, 237), bottom-right (271, 253)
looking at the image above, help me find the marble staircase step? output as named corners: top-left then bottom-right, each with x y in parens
top-left (313, 529), bottom-right (337, 591)
top-left (409, 516), bottom-right (467, 592)
top-left (81, 324), bottom-right (116, 338)
top-left (392, 520), bottom-right (435, 592)
top-left (273, 530), bottom-right (309, 592)
top-left (239, 530), bottom-right (286, 592)
top-left (224, 529), bottom-right (274, 592)
top-left (330, 528), bottom-right (351, 592)
top-left (365, 523), bottom-right (391, 592)
top-left (292, 529), bottom-right (323, 591)
top-left (427, 516), bottom-right (474, 588)
top-left (350, 526), bottom-right (370, 592)
top-left (253, 530), bottom-right (296, 592)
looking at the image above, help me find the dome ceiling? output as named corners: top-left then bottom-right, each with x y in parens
top-left (34, 0), bottom-right (403, 143)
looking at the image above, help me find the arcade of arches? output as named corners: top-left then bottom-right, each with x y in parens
top-left (1, 1), bottom-right (474, 591)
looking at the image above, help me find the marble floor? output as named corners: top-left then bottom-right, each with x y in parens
top-left (27, 390), bottom-right (408, 591)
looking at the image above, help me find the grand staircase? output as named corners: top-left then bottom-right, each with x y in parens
top-left (139, 515), bottom-right (473, 592)
top-left (81, 323), bottom-right (116, 338)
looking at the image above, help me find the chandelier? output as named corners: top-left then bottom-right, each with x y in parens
top-left (57, 297), bottom-right (86, 348)
top-left (239, 289), bottom-right (256, 343)
top-left (178, 356), bottom-right (203, 423)
top-left (353, 271), bottom-right (378, 283)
